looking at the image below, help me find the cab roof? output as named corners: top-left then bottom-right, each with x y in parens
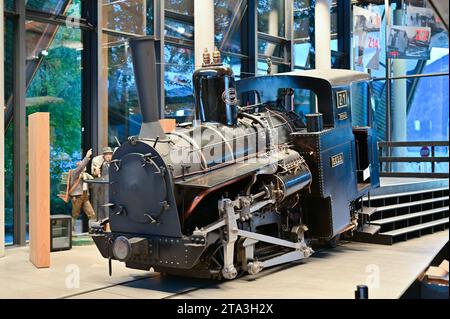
top-left (236, 69), bottom-right (371, 105)
top-left (277, 69), bottom-right (372, 87)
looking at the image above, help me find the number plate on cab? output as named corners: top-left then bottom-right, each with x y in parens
top-left (330, 153), bottom-right (344, 168)
top-left (336, 90), bottom-right (348, 108)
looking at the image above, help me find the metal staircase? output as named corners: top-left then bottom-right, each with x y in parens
top-left (353, 187), bottom-right (449, 245)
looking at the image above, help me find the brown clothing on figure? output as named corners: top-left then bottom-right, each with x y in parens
top-left (71, 191), bottom-right (96, 220)
top-left (69, 150), bottom-right (96, 222)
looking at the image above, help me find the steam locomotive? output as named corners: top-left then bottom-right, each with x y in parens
top-left (91, 37), bottom-right (380, 279)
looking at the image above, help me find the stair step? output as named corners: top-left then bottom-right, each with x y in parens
top-left (376, 196), bottom-right (449, 212)
top-left (371, 206), bottom-right (449, 225)
top-left (360, 206), bottom-right (377, 216)
top-left (381, 218), bottom-right (449, 237)
top-left (364, 187), bottom-right (449, 201)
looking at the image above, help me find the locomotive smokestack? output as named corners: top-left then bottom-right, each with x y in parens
top-left (129, 37), bottom-right (165, 138)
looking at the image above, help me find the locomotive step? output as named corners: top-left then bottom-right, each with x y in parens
top-left (375, 196), bottom-right (449, 212)
top-left (360, 206), bottom-right (377, 216)
top-left (371, 206), bottom-right (449, 225)
top-left (356, 224), bottom-right (381, 235)
top-left (380, 217), bottom-right (449, 237)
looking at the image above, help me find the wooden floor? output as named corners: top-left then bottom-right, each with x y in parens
top-left (1, 230), bottom-right (447, 299)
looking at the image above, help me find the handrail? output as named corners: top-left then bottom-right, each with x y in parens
top-left (379, 157), bottom-right (448, 163)
top-left (379, 141), bottom-right (449, 147)
top-left (378, 141), bottom-right (449, 179)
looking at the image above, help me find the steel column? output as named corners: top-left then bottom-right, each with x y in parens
top-left (337, 0), bottom-right (351, 69)
top-left (83, 0), bottom-right (99, 154)
top-left (13, 0), bottom-right (27, 245)
top-left (384, 0), bottom-right (392, 172)
top-left (247, 0), bottom-right (258, 77)
top-left (154, 0), bottom-right (165, 118)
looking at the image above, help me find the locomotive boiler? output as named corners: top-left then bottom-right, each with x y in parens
top-left (91, 37), bottom-right (380, 279)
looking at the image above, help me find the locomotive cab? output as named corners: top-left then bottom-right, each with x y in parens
top-left (236, 70), bottom-right (380, 241)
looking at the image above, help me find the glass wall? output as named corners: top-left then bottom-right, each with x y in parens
top-left (257, 0), bottom-right (289, 75)
top-left (4, 0), bottom-right (448, 244)
top-left (26, 0), bottom-right (81, 16)
top-left (5, 0), bottom-right (14, 11)
top-left (102, 0), bottom-right (195, 135)
top-left (102, 0), bottom-right (293, 128)
top-left (164, 0), bottom-right (195, 122)
top-left (293, 0), bottom-right (339, 70)
top-left (26, 0), bottom-right (81, 18)
top-left (215, 0), bottom-right (249, 79)
top-left (4, 1), bottom-right (87, 244)
top-left (102, 0), bottom-right (153, 35)
top-left (293, 0), bottom-right (312, 68)
top-left (25, 21), bottom-right (83, 218)
top-left (164, 44), bottom-right (195, 121)
top-left (165, 0), bottom-right (194, 16)
top-left (406, 75), bottom-right (449, 173)
top-left (102, 0), bottom-right (154, 145)
top-left (215, 0), bottom-right (248, 55)
top-left (352, 0), bottom-right (449, 174)
top-left (258, 0), bottom-right (285, 37)
top-left (103, 35), bottom-right (142, 146)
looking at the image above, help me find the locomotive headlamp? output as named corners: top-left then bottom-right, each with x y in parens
top-left (113, 236), bottom-right (131, 261)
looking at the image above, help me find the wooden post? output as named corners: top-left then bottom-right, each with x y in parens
top-left (29, 112), bottom-right (50, 268)
top-left (159, 119), bottom-right (176, 133)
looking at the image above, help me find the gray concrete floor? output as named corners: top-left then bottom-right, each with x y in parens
top-left (0, 230), bottom-right (448, 299)
top-left (0, 243), bottom-right (153, 299)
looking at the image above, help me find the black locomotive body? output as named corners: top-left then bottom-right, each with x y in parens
top-left (92, 38), bottom-right (380, 279)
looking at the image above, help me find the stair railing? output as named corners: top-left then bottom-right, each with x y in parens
top-left (378, 141), bottom-right (449, 178)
